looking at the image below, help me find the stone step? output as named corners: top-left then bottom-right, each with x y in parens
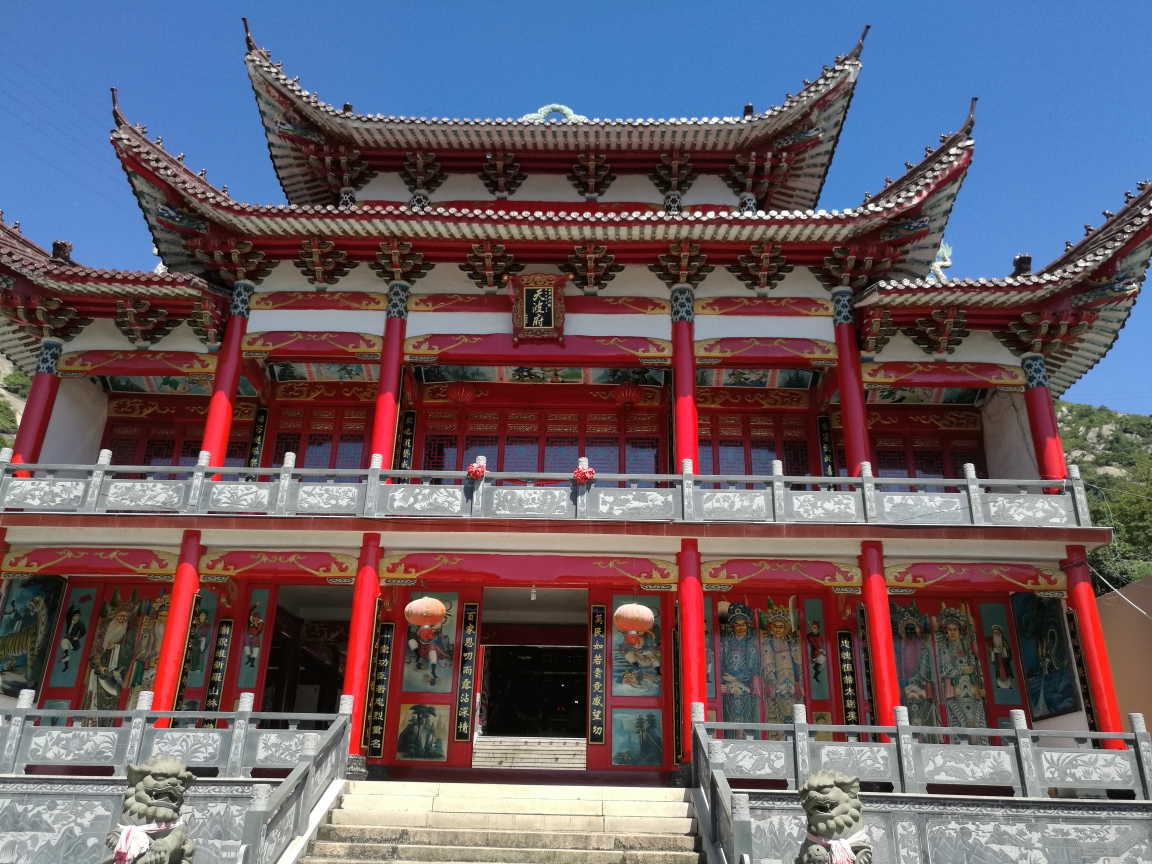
top-left (329, 807), bottom-right (697, 835)
top-left (339, 794), bottom-right (693, 818)
top-left (316, 824), bottom-right (699, 852)
top-left (471, 736), bottom-right (586, 769)
top-left (345, 781), bottom-right (691, 802)
top-left (304, 844), bottom-right (700, 864)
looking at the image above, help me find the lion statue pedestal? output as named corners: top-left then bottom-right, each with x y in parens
top-left (104, 755), bottom-right (196, 864)
top-left (795, 770), bottom-right (872, 864)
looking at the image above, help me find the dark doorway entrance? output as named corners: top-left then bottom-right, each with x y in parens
top-left (482, 646), bottom-right (587, 738)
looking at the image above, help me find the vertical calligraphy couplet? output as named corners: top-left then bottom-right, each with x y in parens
top-left (201, 618), bottom-right (235, 725)
top-left (837, 630), bottom-right (861, 725)
top-left (453, 603), bottom-right (480, 742)
top-left (588, 604), bottom-right (607, 744)
top-left (364, 602), bottom-right (395, 759)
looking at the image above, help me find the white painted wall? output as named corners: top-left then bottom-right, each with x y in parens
top-left (357, 172), bottom-right (412, 201)
top-left (40, 377), bottom-right (108, 464)
top-left (596, 174), bottom-right (665, 205)
top-left (564, 314), bottom-right (671, 340)
top-left (870, 329), bottom-right (1021, 365)
top-left (255, 262), bottom-right (386, 294)
top-left (405, 312), bottom-right (510, 338)
top-left (681, 175), bottom-right (740, 207)
top-left (149, 320), bottom-right (209, 352)
top-left (771, 267), bottom-right (832, 299)
top-left (694, 314), bottom-right (834, 342)
top-left (982, 390), bottom-right (1039, 479)
top-left (63, 319), bottom-right (134, 353)
top-left (248, 309), bottom-right (387, 335)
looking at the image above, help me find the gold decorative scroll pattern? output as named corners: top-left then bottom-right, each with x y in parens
top-left (275, 381), bottom-right (377, 402)
top-left (250, 292), bottom-right (389, 311)
top-left (240, 332), bottom-right (383, 357)
top-left (422, 383), bottom-right (491, 403)
top-left (693, 337), bottom-right (838, 361)
top-left (378, 554), bottom-right (464, 584)
top-left (693, 297), bottom-right (833, 316)
top-left (884, 563), bottom-right (1067, 591)
top-left (592, 337), bottom-right (672, 359)
top-left (593, 558), bottom-right (678, 589)
top-left (57, 351), bottom-right (217, 378)
top-left (407, 294), bottom-right (489, 313)
top-left (701, 560), bottom-right (862, 590)
top-left (861, 362), bottom-right (1026, 388)
top-left (403, 334), bottom-right (484, 358)
top-left (696, 388), bottom-right (808, 410)
top-left (199, 551), bottom-right (359, 579)
top-left (1, 548), bottom-right (178, 576)
top-left (600, 297), bottom-right (670, 315)
top-left (588, 386), bottom-right (660, 406)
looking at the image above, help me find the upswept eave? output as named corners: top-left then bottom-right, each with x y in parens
top-left (243, 21), bottom-right (867, 208)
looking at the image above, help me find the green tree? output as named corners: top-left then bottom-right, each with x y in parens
top-left (2, 368), bottom-right (30, 399)
top-left (0, 400), bottom-right (16, 436)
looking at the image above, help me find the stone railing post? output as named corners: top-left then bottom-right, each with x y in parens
top-left (0, 689), bottom-right (35, 774)
top-left (471, 455), bottom-right (488, 518)
top-left (707, 739), bottom-right (726, 840)
top-left (227, 691), bottom-right (256, 777)
top-left (184, 450), bottom-right (210, 514)
top-left (123, 690), bottom-right (153, 773)
top-left (1011, 709), bottom-right (1042, 797)
top-left (273, 452), bottom-right (296, 514)
top-left (339, 694), bottom-right (361, 780)
top-left (731, 792), bottom-right (753, 864)
top-left (1069, 464), bottom-right (1092, 526)
top-left (771, 459), bottom-right (786, 522)
top-left (893, 705), bottom-right (918, 793)
top-left (1131, 713), bottom-right (1152, 799)
top-left (81, 448), bottom-right (112, 513)
top-left (690, 702), bottom-right (705, 787)
top-left (681, 458), bottom-right (696, 521)
top-left (364, 453), bottom-right (383, 517)
top-left (575, 456), bottom-right (590, 519)
top-left (792, 702), bottom-right (810, 787)
top-left (861, 461), bottom-right (877, 522)
top-left (963, 462), bottom-right (984, 525)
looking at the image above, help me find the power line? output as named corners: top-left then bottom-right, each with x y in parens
top-left (1087, 561), bottom-right (1152, 620)
top-left (0, 131), bottom-right (138, 215)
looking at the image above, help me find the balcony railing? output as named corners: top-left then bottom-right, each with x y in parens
top-left (693, 703), bottom-right (1152, 864)
top-left (0, 449), bottom-right (1093, 528)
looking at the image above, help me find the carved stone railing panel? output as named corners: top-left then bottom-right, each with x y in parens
top-left (105, 480), bottom-right (186, 510)
top-left (148, 729), bottom-right (226, 766)
top-left (250, 730), bottom-right (323, 767)
top-left (879, 493), bottom-right (967, 524)
top-left (487, 486), bottom-right (574, 519)
top-left (697, 489), bottom-right (771, 521)
top-left (381, 484), bottom-right (468, 517)
top-left (916, 744), bottom-right (1019, 789)
top-left (786, 491), bottom-right (861, 523)
top-left (1038, 748), bottom-right (1138, 790)
top-left (810, 742), bottom-right (897, 782)
top-left (208, 482), bottom-right (273, 512)
top-left (3, 477), bottom-right (87, 509)
top-left (589, 487), bottom-right (678, 521)
top-left (24, 727), bottom-right (122, 765)
top-left (0, 458), bottom-right (1095, 528)
top-left (708, 739), bottom-right (791, 779)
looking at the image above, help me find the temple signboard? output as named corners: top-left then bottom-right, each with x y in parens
top-left (510, 274), bottom-right (567, 344)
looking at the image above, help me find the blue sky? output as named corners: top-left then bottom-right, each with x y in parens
top-left (2, 2), bottom-right (1150, 411)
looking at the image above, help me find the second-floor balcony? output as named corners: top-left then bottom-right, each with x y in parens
top-left (0, 448), bottom-right (1093, 529)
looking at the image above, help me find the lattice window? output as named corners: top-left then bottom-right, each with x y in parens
top-left (335, 435), bottom-right (364, 469)
top-left (949, 450), bottom-right (986, 479)
top-left (544, 436), bottom-right (579, 473)
top-left (585, 437), bottom-right (619, 474)
top-left (422, 434), bottom-right (458, 472)
top-left (303, 434), bottom-right (333, 470)
top-left (178, 439), bottom-right (203, 466)
top-left (271, 433), bottom-right (301, 469)
top-left (782, 440), bottom-right (810, 477)
top-left (718, 440), bottom-right (746, 476)
top-left (625, 437), bottom-right (659, 474)
top-left (503, 436), bottom-right (540, 473)
top-left (750, 440), bottom-right (776, 476)
top-left (877, 449), bottom-right (910, 492)
top-left (107, 438), bottom-right (139, 466)
top-left (913, 450), bottom-right (946, 492)
top-left (143, 438), bottom-right (175, 466)
top-left (463, 435), bottom-right (498, 471)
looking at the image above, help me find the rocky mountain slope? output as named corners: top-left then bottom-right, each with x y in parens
top-left (1057, 401), bottom-right (1152, 590)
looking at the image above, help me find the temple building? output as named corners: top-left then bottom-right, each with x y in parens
top-left (0, 22), bottom-right (1147, 782)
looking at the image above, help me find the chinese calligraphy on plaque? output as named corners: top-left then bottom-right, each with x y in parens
top-left (510, 274), bottom-right (567, 344)
top-left (588, 604), bottom-right (607, 744)
top-left (202, 618), bottom-right (234, 719)
top-left (454, 602), bottom-right (480, 742)
top-left (836, 630), bottom-right (860, 724)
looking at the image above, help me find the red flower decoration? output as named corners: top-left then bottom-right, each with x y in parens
top-left (467, 462), bottom-right (486, 480)
top-left (573, 466), bottom-right (596, 484)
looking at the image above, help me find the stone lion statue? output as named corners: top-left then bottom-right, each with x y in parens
top-left (795, 770), bottom-right (872, 864)
top-left (104, 755), bottom-right (196, 864)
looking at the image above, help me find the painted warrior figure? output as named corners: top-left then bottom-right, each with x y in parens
top-left (83, 594), bottom-right (138, 714)
top-left (58, 605), bottom-right (87, 673)
top-left (759, 601), bottom-right (803, 725)
top-left (891, 602), bottom-right (940, 728)
top-left (719, 602), bottom-right (760, 728)
top-left (127, 593), bottom-right (168, 709)
top-left (242, 605), bottom-right (265, 668)
top-left (934, 605), bottom-right (987, 729)
top-left (806, 620), bottom-right (826, 685)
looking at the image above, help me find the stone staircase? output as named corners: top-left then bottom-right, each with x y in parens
top-left (304, 780), bottom-right (702, 864)
top-left (470, 735), bottom-right (587, 770)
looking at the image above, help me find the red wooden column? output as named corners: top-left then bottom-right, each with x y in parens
top-left (677, 538), bottom-right (707, 760)
top-left (152, 530), bottom-right (204, 713)
top-left (670, 286), bottom-right (699, 472)
top-left (344, 533), bottom-right (382, 755)
top-left (1063, 545), bottom-right (1124, 746)
top-left (1021, 353), bottom-right (1068, 482)
top-left (11, 339), bottom-right (63, 467)
top-left (859, 541), bottom-right (900, 726)
top-left (201, 281), bottom-right (254, 467)
top-left (369, 282), bottom-right (410, 463)
top-left (832, 287), bottom-right (870, 476)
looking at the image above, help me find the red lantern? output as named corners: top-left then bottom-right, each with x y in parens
top-left (612, 381), bottom-right (644, 412)
top-left (405, 596), bottom-right (446, 629)
top-left (614, 602), bottom-right (655, 648)
top-left (446, 380), bottom-right (477, 405)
